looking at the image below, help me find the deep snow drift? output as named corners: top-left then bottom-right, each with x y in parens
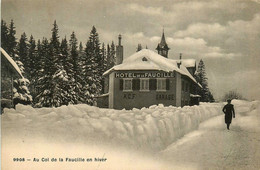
top-left (2, 102), bottom-right (220, 151)
top-left (2, 100), bottom-right (259, 170)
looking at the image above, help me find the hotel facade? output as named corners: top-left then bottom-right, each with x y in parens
top-left (97, 33), bottom-right (201, 109)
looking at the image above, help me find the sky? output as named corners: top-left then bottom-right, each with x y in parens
top-left (2, 0), bottom-right (260, 100)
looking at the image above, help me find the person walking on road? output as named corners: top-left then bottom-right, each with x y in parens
top-left (222, 99), bottom-right (235, 130)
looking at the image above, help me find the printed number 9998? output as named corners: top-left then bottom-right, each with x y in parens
top-left (13, 158), bottom-right (25, 161)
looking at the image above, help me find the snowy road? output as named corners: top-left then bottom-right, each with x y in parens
top-left (159, 102), bottom-right (260, 169)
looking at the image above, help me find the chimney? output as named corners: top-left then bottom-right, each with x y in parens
top-left (118, 34), bottom-right (122, 46)
top-left (177, 53), bottom-right (182, 68)
top-left (116, 34), bottom-right (124, 65)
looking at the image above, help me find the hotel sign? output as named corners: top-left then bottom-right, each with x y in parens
top-left (115, 72), bottom-right (175, 78)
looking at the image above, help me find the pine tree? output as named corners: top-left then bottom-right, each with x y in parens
top-left (7, 20), bottom-right (17, 58)
top-left (89, 26), bottom-right (102, 93)
top-left (69, 32), bottom-right (83, 103)
top-left (101, 43), bottom-right (107, 72)
top-left (110, 41), bottom-right (116, 68)
top-left (79, 42), bottom-right (84, 60)
top-left (4, 20), bottom-right (32, 106)
top-left (27, 35), bottom-right (37, 79)
top-left (36, 21), bottom-right (70, 107)
top-left (195, 59), bottom-right (213, 102)
top-left (78, 41), bottom-right (85, 70)
top-left (35, 37), bottom-right (50, 106)
top-left (12, 53), bottom-right (33, 106)
top-left (77, 41), bottom-right (87, 102)
top-left (107, 42), bottom-right (115, 69)
top-left (82, 26), bottom-right (103, 104)
top-left (60, 36), bottom-right (78, 105)
top-left (60, 37), bottom-right (71, 75)
top-left (208, 91), bottom-right (215, 102)
top-left (32, 39), bottom-right (44, 101)
top-left (106, 43), bottom-right (111, 68)
top-left (18, 33), bottom-right (29, 72)
top-left (91, 27), bottom-right (103, 95)
top-left (1, 19), bottom-right (9, 50)
top-left (84, 40), bottom-right (97, 104)
top-left (100, 43), bottom-right (107, 94)
top-left (69, 32), bottom-right (79, 80)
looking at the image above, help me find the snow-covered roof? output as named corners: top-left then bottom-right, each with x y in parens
top-left (103, 49), bottom-right (200, 86)
top-left (175, 59), bottom-right (196, 68)
top-left (1, 47), bottom-right (23, 78)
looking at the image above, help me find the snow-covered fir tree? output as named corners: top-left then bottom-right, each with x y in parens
top-left (34, 38), bottom-right (49, 105)
top-left (35, 21), bottom-right (70, 107)
top-left (83, 26), bottom-right (103, 104)
top-left (13, 77), bottom-right (32, 106)
top-left (60, 37), bottom-right (71, 77)
top-left (91, 27), bottom-right (103, 95)
top-left (77, 41), bottom-right (87, 102)
top-left (3, 19), bottom-right (113, 107)
top-left (100, 42), bottom-right (106, 73)
top-left (107, 41), bottom-right (116, 69)
top-left (6, 20), bottom-right (17, 58)
top-left (1, 19), bottom-right (9, 51)
top-left (69, 32), bottom-right (84, 103)
top-left (110, 41), bottom-right (116, 65)
top-left (106, 42), bottom-right (115, 69)
top-left (84, 44), bottom-right (96, 104)
top-left (32, 40), bottom-right (43, 100)
top-left (78, 41), bottom-right (85, 71)
top-left (106, 44), bottom-right (111, 68)
top-left (100, 43), bottom-right (107, 93)
top-left (18, 32), bottom-right (29, 70)
top-left (79, 42), bottom-right (84, 61)
top-left (60, 36), bottom-right (79, 104)
top-left (5, 20), bottom-right (32, 106)
top-left (195, 59), bottom-right (214, 102)
top-left (27, 35), bottom-right (37, 78)
top-left (13, 53), bottom-right (32, 106)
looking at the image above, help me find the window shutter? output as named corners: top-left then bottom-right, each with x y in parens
top-left (149, 79), bottom-right (156, 90)
top-left (136, 79), bottom-right (140, 90)
top-left (119, 79), bottom-right (123, 90)
top-left (166, 79), bottom-right (170, 90)
top-left (133, 79), bottom-right (140, 90)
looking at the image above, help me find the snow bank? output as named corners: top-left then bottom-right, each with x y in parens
top-left (233, 100), bottom-right (260, 131)
top-left (2, 102), bottom-right (222, 151)
top-left (2, 100), bottom-right (258, 170)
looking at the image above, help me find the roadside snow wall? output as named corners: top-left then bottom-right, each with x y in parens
top-left (2, 103), bottom-right (222, 151)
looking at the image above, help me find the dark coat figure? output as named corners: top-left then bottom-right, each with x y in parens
top-left (222, 99), bottom-right (235, 130)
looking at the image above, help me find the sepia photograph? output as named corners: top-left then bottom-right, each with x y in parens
top-left (1, 0), bottom-right (260, 169)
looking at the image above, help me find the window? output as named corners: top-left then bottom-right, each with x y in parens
top-left (140, 78), bottom-right (149, 91)
top-left (157, 78), bottom-right (166, 91)
top-left (149, 79), bottom-right (157, 90)
top-left (123, 79), bottom-right (132, 91)
top-left (132, 79), bottom-right (140, 91)
top-left (119, 77), bottom-right (169, 92)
